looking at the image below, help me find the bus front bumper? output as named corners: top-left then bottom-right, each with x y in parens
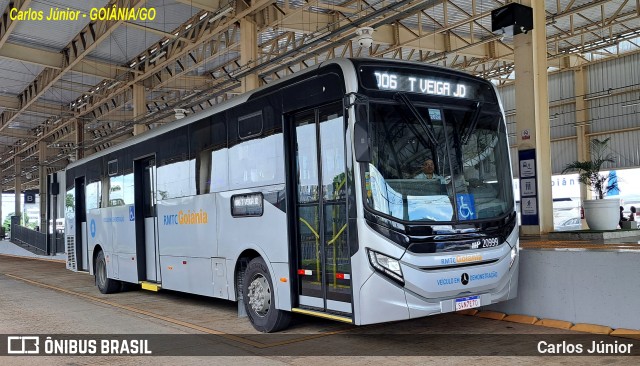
top-left (356, 254), bottom-right (518, 325)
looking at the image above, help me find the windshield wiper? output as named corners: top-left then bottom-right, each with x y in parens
top-left (460, 101), bottom-right (482, 145)
top-left (394, 92), bottom-right (438, 147)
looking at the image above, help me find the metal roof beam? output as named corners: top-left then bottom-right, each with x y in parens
top-left (547, 0), bottom-right (610, 20)
top-left (0, 0), bottom-right (146, 133)
top-left (0, 0), bottom-right (32, 49)
top-left (175, 0), bottom-right (221, 12)
top-left (0, 43), bottom-right (124, 79)
top-left (0, 95), bottom-right (64, 113)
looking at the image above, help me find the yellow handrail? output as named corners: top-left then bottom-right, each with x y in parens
top-left (327, 223), bottom-right (347, 245)
top-left (298, 217), bottom-right (319, 239)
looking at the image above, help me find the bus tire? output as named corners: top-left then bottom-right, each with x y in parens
top-left (95, 250), bottom-right (121, 294)
top-left (243, 257), bottom-right (291, 332)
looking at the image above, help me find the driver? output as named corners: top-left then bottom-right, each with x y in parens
top-left (415, 159), bottom-right (445, 183)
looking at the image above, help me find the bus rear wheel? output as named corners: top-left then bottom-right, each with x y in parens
top-left (243, 257), bottom-right (291, 332)
top-left (95, 250), bottom-right (121, 294)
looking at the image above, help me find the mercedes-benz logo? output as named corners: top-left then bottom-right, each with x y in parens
top-left (461, 273), bottom-right (469, 285)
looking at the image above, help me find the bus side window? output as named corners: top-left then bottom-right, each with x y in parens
top-left (86, 181), bottom-right (101, 210)
top-left (197, 149), bottom-right (212, 195)
top-left (157, 158), bottom-right (194, 200)
top-left (109, 175), bottom-right (125, 206)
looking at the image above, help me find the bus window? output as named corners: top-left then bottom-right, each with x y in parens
top-left (238, 111), bottom-right (263, 139)
top-left (86, 181), bottom-right (101, 210)
top-left (229, 135), bottom-right (283, 189)
top-left (109, 175), bottom-right (124, 206)
top-left (156, 159), bottom-right (195, 200)
top-left (197, 148), bottom-right (229, 194)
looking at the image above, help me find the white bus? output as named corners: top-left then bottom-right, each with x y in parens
top-left (64, 58), bottom-right (518, 332)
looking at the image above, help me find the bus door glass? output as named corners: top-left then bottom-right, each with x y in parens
top-left (75, 177), bottom-right (87, 271)
top-left (136, 157), bottom-right (160, 282)
top-left (292, 102), bottom-right (352, 314)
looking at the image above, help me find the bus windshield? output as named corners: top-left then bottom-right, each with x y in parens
top-left (363, 100), bottom-right (513, 223)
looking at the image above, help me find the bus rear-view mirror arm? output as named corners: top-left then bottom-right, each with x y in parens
top-left (344, 93), bottom-right (371, 163)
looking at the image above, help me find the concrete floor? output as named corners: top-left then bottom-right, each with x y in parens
top-left (0, 248), bottom-right (638, 365)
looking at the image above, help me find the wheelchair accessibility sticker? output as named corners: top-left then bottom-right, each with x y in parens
top-left (456, 194), bottom-right (476, 220)
top-left (129, 206), bottom-right (135, 221)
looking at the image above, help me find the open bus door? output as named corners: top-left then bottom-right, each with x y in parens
top-left (288, 102), bottom-right (353, 319)
top-left (75, 177), bottom-right (88, 271)
top-left (134, 156), bottom-right (160, 283)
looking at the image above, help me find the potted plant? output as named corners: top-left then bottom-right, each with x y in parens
top-left (562, 137), bottom-right (619, 230)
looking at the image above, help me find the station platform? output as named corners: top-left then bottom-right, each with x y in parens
top-left (0, 240), bottom-right (66, 261)
top-left (521, 235), bottom-right (640, 250)
top-left (490, 234), bottom-right (640, 331)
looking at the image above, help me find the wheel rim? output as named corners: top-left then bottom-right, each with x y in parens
top-left (247, 274), bottom-right (271, 317)
top-left (96, 257), bottom-right (106, 288)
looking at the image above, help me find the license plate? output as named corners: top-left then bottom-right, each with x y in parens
top-left (455, 295), bottom-right (480, 311)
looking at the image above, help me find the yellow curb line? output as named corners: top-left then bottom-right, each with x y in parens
top-left (611, 329), bottom-right (640, 340)
top-left (503, 314), bottom-right (538, 325)
top-left (457, 310), bottom-right (639, 336)
top-left (571, 323), bottom-right (613, 335)
top-left (475, 311), bottom-right (506, 320)
top-left (455, 309), bottom-right (640, 339)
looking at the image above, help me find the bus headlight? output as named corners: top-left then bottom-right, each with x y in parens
top-left (509, 247), bottom-right (517, 269)
top-left (367, 249), bottom-right (404, 284)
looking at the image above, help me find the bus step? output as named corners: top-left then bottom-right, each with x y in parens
top-left (291, 308), bottom-right (353, 323)
top-left (140, 282), bottom-right (161, 292)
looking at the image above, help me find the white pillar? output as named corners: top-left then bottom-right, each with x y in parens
top-left (240, 16), bottom-right (259, 92)
top-left (514, 0), bottom-right (553, 235)
top-left (133, 84), bottom-right (147, 135)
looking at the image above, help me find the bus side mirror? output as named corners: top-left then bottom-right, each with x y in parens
top-left (354, 103), bottom-right (371, 163)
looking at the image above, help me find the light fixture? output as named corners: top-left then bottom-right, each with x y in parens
top-left (149, 51), bottom-right (167, 64)
top-left (174, 108), bottom-right (188, 119)
top-left (573, 123), bottom-right (591, 127)
top-left (621, 99), bottom-right (640, 108)
top-left (209, 6), bottom-right (233, 23)
top-left (583, 89), bottom-right (612, 101)
top-left (107, 81), bottom-right (121, 90)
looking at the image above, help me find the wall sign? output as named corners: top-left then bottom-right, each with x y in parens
top-left (24, 192), bottom-right (36, 204)
top-left (519, 149), bottom-right (539, 225)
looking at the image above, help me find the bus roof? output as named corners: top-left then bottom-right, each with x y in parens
top-left (66, 58), bottom-right (488, 170)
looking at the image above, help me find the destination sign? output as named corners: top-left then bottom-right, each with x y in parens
top-left (373, 72), bottom-right (469, 98)
top-left (358, 66), bottom-right (496, 102)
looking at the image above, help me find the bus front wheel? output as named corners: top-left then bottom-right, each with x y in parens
top-left (243, 257), bottom-right (291, 332)
top-left (95, 251), bottom-right (121, 294)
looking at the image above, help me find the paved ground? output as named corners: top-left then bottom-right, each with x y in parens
top-left (0, 242), bottom-right (638, 365)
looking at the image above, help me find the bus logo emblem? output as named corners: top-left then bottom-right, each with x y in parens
top-left (90, 219), bottom-right (96, 238)
top-left (461, 273), bottom-right (469, 285)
